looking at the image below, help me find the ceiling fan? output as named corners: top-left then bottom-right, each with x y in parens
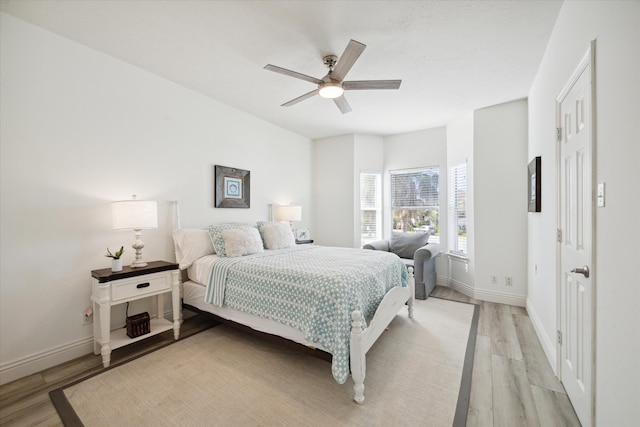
top-left (264, 39), bottom-right (401, 114)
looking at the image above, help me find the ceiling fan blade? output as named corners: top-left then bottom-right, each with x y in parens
top-left (333, 96), bottom-right (352, 114)
top-left (331, 39), bottom-right (366, 82)
top-left (264, 64), bottom-right (322, 85)
top-left (281, 89), bottom-right (319, 107)
top-left (343, 80), bottom-right (402, 90)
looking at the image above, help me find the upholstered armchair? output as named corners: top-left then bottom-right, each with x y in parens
top-left (363, 232), bottom-right (441, 299)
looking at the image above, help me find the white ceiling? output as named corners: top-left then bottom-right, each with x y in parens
top-left (1, 0), bottom-right (562, 139)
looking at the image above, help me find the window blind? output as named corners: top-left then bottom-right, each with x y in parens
top-left (448, 161), bottom-right (467, 255)
top-left (360, 172), bottom-right (381, 246)
top-left (389, 167), bottom-right (440, 241)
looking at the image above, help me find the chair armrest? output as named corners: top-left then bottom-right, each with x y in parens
top-left (413, 242), bottom-right (441, 298)
top-left (362, 239), bottom-right (390, 251)
top-left (414, 242), bottom-right (441, 263)
top-left (413, 242), bottom-right (441, 285)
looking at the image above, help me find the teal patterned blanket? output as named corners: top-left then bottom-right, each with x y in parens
top-left (204, 245), bottom-right (408, 384)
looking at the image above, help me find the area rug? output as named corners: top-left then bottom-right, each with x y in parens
top-left (51, 297), bottom-right (478, 427)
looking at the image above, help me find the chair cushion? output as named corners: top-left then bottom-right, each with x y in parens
top-left (389, 232), bottom-right (429, 259)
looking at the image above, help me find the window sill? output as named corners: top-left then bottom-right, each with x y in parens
top-left (447, 252), bottom-right (468, 262)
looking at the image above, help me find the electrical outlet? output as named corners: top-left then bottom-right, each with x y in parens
top-left (505, 276), bottom-right (513, 286)
top-left (491, 275), bottom-right (498, 284)
top-left (83, 313), bottom-right (93, 325)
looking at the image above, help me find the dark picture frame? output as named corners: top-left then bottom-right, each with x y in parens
top-left (215, 165), bottom-right (250, 208)
top-left (528, 156), bottom-right (541, 212)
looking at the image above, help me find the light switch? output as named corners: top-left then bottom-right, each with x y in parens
top-left (597, 183), bottom-right (605, 207)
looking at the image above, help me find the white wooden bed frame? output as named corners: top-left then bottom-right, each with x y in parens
top-left (173, 204), bottom-right (415, 403)
top-left (349, 269), bottom-right (414, 403)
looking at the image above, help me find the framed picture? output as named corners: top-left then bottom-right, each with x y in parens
top-left (215, 165), bottom-right (250, 208)
top-left (528, 156), bottom-right (541, 212)
top-left (294, 229), bottom-right (311, 242)
top-left (295, 229), bottom-right (310, 240)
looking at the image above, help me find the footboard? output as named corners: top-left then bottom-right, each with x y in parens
top-left (349, 267), bottom-right (415, 403)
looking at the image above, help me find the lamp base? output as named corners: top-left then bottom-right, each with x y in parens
top-left (130, 229), bottom-right (147, 268)
top-left (130, 260), bottom-right (148, 268)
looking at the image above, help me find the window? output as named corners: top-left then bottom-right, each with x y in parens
top-left (389, 167), bottom-right (440, 243)
top-left (360, 172), bottom-right (381, 246)
top-left (449, 161), bottom-right (467, 255)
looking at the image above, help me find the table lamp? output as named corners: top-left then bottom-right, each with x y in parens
top-left (111, 195), bottom-right (158, 267)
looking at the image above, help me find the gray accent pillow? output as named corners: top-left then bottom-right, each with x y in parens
top-left (389, 232), bottom-right (429, 259)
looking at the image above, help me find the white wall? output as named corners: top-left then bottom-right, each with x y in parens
top-left (353, 134), bottom-right (384, 247)
top-left (0, 13), bottom-right (312, 384)
top-left (527, 2), bottom-right (640, 425)
top-left (474, 100), bottom-right (528, 306)
top-left (313, 134), bottom-right (354, 247)
top-left (446, 114), bottom-right (475, 291)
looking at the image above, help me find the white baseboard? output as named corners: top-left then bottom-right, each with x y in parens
top-left (0, 336), bottom-right (94, 386)
top-left (445, 278), bottom-right (526, 307)
top-left (446, 278), bottom-right (475, 299)
top-left (526, 298), bottom-right (557, 375)
top-left (0, 309), bottom-right (179, 386)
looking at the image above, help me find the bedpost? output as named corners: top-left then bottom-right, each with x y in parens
top-left (407, 266), bottom-right (415, 318)
top-left (350, 310), bottom-right (366, 404)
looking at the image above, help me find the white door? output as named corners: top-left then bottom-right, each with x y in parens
top-left (557, 46), bottom-right (594, 427)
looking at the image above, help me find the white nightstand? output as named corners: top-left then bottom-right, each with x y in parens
top-left (91, 261), bottom-right (180, 368)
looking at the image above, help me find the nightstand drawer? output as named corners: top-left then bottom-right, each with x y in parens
top-left (111, 273), bottom-right (171, 302)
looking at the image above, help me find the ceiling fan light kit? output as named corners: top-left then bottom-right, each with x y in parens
top-left (265, 39), bottom-right (401, 114)
top-left (318, 81), bottom-right (344, 99)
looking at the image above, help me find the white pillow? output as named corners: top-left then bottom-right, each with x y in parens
top-left (261, 223), bottom-right (296, 250)
top-left (208, 223), bottom-right (254, 257)
top-left (172, 229), bottom-right (215, 269)
top-left (221, 227), bottom-right (264, 258)
top-left (256, 220), bottom-right (274, 245)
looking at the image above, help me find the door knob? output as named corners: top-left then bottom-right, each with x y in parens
top-left (570, 265), bottom-right (590, 278)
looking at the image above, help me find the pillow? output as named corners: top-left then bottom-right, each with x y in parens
top-left (389, 231), bottom-right (429, 259)
top-left (260, 222), bottom-right (296, 250)
top-left (220, 227), bottom-right (264, 258)
top-left (208, 223), bottom-right (255, 257)
top-left (172, 228), bottom-right (215, 269)
top-left (256, 220), bottom-right (275, 245)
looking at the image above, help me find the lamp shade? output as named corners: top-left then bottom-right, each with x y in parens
top-left (274, 205), bottom-right (302, 222)
top-left (112, 199), bottom-right (158, 230)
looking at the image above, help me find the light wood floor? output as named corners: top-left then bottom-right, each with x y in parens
top-left (431, 286), bottom-right (580, 427)
top-left (0, 287), bottom-right (580, 426)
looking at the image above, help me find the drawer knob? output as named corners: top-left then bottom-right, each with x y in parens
top-left (136, 282), bottom-right (150, 289)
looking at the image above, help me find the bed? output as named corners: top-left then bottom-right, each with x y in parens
top-left (173, 222), bottom-right (415, 403)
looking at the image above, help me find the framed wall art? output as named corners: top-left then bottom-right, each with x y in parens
top-left (528, 156), bottom-right (541, 212)
top-left (215, 165), bottom-right (250, 208)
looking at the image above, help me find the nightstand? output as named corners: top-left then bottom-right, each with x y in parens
top-left (91, 261), bottom-right (180, 368)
